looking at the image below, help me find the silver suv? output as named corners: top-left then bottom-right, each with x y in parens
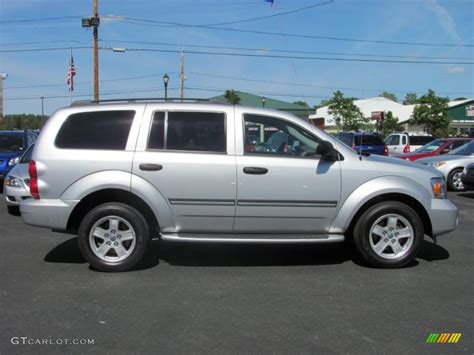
top-left (21, 100), bottom-right (458, 271)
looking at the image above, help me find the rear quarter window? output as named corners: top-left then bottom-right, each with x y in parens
top-left (55, 110), bottom-right (135, 150)
top-left (409, 136), bottom-right (433, 146)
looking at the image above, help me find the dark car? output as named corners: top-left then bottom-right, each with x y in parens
top-left (393, 138), bottom-right (472, 162)
top-left (335, 132), bottom-right (388, 156)
top-left (461, 163), bottom-right (474, 190)
top-left (0, 130), bottom-right (38, 192)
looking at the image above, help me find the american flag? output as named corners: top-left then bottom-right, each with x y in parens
top-left (67, 51), bottom-right (76, 92)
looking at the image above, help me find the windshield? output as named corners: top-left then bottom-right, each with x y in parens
top-left (0, 134), bottom-right (24, 151)
top-left (415, 139), bottom-right (444, 153)
top-left (448, 141), bottom-right (474, 156)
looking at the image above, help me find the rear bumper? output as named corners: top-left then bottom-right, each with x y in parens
top-left (20, 199), bottom-right (78, 231)
top-left (428, 198), bottom-right (458, 237)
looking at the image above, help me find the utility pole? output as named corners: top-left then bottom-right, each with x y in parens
top-left (93, 0), bottom-right (99, 101)
top-left (180, 50), bottom-right (185, 100)
top-left (0, 73), bottom-right (7, 130)
top-left (82, 0), bottom-right (100, 101)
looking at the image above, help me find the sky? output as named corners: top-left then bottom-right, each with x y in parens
top-left (0, 0), bottom-right (473, 115)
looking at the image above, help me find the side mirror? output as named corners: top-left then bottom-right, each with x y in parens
top-left (317, 140), bottom-right (339, 161)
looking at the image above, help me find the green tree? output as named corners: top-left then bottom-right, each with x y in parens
top-left (379, 111), bottom-right (403, 138)
top-left (224, 90), bottom-right (241, 105)
top-left (453, 97), bottom-right (467, 101)
top-left (327, 91), bottom-right (368, 131)
top-left (403, 92), bottom-right (419, 105)
top-left (293, 100), bottom-right (309, 107)
top-left (380, 91), bottom-right (398, 102)
top-left (3, 114), bottom-right (47, 130)
top-left (411, 89), bottom-right (450, 137)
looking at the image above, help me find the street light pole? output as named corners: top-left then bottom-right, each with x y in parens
top-left (163, 74), bottom-right (169, 100)
top-left (262, 97), bottom-right (266, 108)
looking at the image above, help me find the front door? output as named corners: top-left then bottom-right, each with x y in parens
top-left (133, 108), bottom-right (236, 233)
top-left (234, 113), bottom-right (341, 233)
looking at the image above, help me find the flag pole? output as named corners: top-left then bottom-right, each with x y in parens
top-left (69, 48), bottom-right (73, 104)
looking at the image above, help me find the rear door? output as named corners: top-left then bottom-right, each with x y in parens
top-left (356, 134), bottom-right (385, 155)
top-left (132, 106), bottom-right (237, 233)
top-left (234, 110), bottom-right (341, 233)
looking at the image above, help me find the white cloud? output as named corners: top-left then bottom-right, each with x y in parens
top-left (447, 66), bottom-right (464, 74)
top-left (424, 0), bottom-right (463, 44)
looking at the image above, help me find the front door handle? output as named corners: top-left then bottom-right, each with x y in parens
top-left (243, 167), bottom-right (268, 175)
top-left (139, 163), bottom-right (163, 171)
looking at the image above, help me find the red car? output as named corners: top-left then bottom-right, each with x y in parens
top-left (393, 138), bottom-right (473, 161)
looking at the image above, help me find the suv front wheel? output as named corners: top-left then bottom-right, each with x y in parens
top-left (78, 203), bottom-right (150, 272)
top-left (352, 202), bottom-right (424, 268)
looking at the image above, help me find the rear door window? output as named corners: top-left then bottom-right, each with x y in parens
top-left (354, 135), bottom-right (384, 146)
top-left (148, 111), bottom-right (226, 153)
top-left (55, 110), bottom-right (135, 150)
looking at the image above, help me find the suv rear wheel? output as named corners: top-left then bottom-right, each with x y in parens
top-left (352, 202), bottom-right (424, 268)
top-left (78, 203), bottom-right (150, 272)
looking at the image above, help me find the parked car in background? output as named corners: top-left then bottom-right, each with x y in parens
top-left (385, 132), bottom-right (433, 154)
top-left (461, 163), bottom-right (474, 191)
top-left (4, 144), bottom-right (34, 215)
top-left (0, 130), bottom-right (38, 192)
top-left (417, 141), bottom-right (474, 191)
top-left (393, 138), bottom-right (472, 162)
top-left (20, 101), bottom-right (458, 272)
top-left (335, 132), bottom-right (388, 156)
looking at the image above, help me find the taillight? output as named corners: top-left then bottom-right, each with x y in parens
top-left (403, 145), bottom-right (410, 153)
top-left (29, 160), bottom-right (40, 199)
top-left (384, 146), bottom-right (389, 156)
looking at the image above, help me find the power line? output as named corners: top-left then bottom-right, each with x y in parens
top-left (102, 39), bottom-right (474, 61)
top-left (204, 0), bottom-right (334, 26)
top-left (189, 71), bottom-right (474, 95)
top-left (4, 72), bottom-right (179, 90)
top-left (111, 16), bottom-right (474, 48)
top-left (114, 47), bottom-right (474, 65)
top-left (3, 45), bottom-right (472, 64)
top-left (0, 16), bottom-right (80, 24)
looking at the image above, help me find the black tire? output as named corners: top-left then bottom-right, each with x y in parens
top-left (352, 201), bottom-right (424, 268)
top-left (447, 168), bottom-right (465, 192)
top-left (78, 203), bottom-right (150, 272)
top-left (7, 205), bottom-right (21, 216)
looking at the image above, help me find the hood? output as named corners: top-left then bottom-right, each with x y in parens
top-left (364, 154), bottom-right (440, 175)
top-left (0, 150), bottom-right (20, 160)
top-left (7, 162), bottom-right (30, 179)
top-left (416, 154), bottom-right (466, 165)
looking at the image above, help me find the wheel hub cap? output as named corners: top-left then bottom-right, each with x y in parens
top-left (369, 214), bottom-right (414, 260)
top-left (89, 216), bottom-right (136, 263)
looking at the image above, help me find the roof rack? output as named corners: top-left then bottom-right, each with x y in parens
top-left (70, 97), bottom-right (231, 106)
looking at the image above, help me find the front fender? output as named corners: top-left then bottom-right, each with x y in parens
top-left (329, 175), bottom-right (432, 234)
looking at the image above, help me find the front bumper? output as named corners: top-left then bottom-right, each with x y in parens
top-left (20, 199), bottom-right (79, 231)
top-left (429, 198), bottom-right (458, 237)
top-left (4, 184), bottom-right (30, 206)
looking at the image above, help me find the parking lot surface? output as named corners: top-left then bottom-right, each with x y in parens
top-left (1, 193), bottom-right (473, 354)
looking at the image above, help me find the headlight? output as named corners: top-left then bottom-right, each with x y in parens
top-left (8, 156), bottom-right (20, 167)
top-left (4, 176), bottom-right (21, 187)
top-left (431, 177), bottom-right (447, 199)
top-left (433, 161), bottom-right (447, 168)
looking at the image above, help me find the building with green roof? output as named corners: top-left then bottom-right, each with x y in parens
top-left (211, 91), bottom-right (310, 119)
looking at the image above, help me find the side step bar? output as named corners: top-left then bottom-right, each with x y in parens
top-left (160, 233), bottom-right (345, 243)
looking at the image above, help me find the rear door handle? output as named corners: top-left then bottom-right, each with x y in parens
top-left (243, 167), bottom-right (268, 175)
top-left (139, 163), bottom-right (163, 171)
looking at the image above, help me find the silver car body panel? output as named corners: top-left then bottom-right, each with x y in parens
top-left (417, 154), bottom-right (474, 180)
top-left (20, 102), bottom-right (458, 240)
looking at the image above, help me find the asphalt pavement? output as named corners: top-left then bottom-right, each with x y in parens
top-left (1, 193), bottom-right (473, 354)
